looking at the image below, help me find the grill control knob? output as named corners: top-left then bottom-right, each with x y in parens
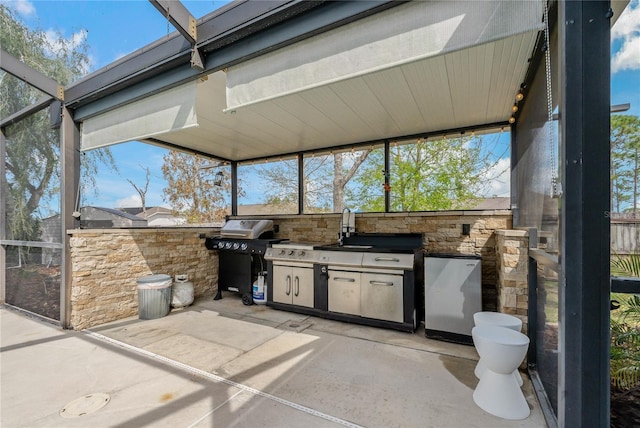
top-left (225, 242), bottom-right (232, 249)
top-left (299, 251), bottom-right (306, 257)
top-left (288, 250), bottom-right (295, 256)
top-left (232, 242), bottom-right (240, 250)
top-left (279, 250), bottom-right (286, 256)
top-left (240, 243), bottom-right (248, 251)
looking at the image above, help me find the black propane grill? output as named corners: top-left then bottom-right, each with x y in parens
top-left (205, 220), bottom-right (283, 305)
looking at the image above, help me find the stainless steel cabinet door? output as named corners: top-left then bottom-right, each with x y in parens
top-left (424, 257), bottom-right (481, 336)
top-left (360, 273), bottom-right (404, 323)
top-left (328, 270), bottom-right (361, 316)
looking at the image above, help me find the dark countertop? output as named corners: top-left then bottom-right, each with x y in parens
top-left (314, 233), bottom-right (423, 254)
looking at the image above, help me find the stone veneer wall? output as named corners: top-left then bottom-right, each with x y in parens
top-left (495, 229), bottom-right (529, 331)
top-left (68, 228), bottom-right (218, 330)
top-left (67, 212), bottom-right (531, 331)
top-left (237, 210), bottom-right (513, 312)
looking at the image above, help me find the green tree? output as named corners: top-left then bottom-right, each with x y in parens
top-left (1, 5), bottom-right (115, 240)
top-left (354, 136), bottom-right (497, 211)
top-left (257, 150), bottom-right (372, 213)
top-left (611, 115), bottom-right (640, 215)
top-left (161, 151), bottom-right (236, 223)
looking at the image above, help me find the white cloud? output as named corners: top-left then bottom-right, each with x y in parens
top-left (115, 194), bottom-right (142, 208)
top-left (612, 36), bottom-right (640, 72)
top-left (1, 0), bottom-right (35, 17)
top-left (612, 0), bottom-right (640, 39)
top-left (43, 28), bottom-right (88, 56)
top-left (480, 157), bottom-right (510, 198)
top-left (42, 28), bottom-right (91, 74)
top-left (612, 0), bottom-right (640, 72)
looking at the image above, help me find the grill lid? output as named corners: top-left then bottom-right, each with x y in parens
top-left (220, 219), bottom-right (273, 239)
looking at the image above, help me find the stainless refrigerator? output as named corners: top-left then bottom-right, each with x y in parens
top-left (424, 254), bottom-right (482, 344)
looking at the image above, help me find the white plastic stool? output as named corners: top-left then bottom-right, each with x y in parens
top-left (473, 311), bottom-right (524, 386)
top-left (472, 325), bottom-right (530, 420)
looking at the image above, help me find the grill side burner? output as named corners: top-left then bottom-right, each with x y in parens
top-left (205, 220), bottom-right (283, 305)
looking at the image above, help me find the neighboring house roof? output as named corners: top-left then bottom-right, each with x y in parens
top-left (469, 197), bottom-right (511, 210)
top-left (118, 207), bottom-right (143, 215)
top-left (118, 206), bottom-right (175, 219)
top-left (237, 203), bottom-right (298, 215)
top-left (87, 206), bottom-right (144, 221)
top-left (140, 207), bottom-right (174, 219)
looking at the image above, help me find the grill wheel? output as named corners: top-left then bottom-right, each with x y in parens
top-left (242, 293), bottom-right (254, 306)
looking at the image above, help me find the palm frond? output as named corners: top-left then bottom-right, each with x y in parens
top-left (611, 251), bottom-right (640, 277)
top-left (611, 366), bottom-right (640, 390)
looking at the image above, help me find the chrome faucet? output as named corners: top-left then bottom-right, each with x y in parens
top-left (339, 207), bottom-right (352, 245)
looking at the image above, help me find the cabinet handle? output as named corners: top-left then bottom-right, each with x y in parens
top-left (334, 277), bottom-right (356, 282)
top-left (286, 275), bottom-right (291, 295)
top-left (369, 280), bottom-right (394, 286)
top-left (294, 276), bottom-right (300, 296)
top-left (375, 257), bottom-right (400, 262)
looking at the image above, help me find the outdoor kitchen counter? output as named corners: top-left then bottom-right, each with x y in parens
top-left (315, 232), bottom-right (424, 253)
top-left (314, 243), bottom-right (418, 253)
top-left (266, 233), bottom-right (423, 332)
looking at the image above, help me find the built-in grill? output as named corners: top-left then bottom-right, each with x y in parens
top-left (205, 220), bottom-right (284, 305)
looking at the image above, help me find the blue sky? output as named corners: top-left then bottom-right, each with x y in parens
top-left (3, 0), bottom-right (640, 209)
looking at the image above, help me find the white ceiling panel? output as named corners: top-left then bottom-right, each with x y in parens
top-left (363, 68), bottom-right (424, 133)
top-left (92, 2), bottom-right (541, 162)
top-left (401, 56), bottom-right (455, 131)
top-left (225, 1), bottom-right (543, 111)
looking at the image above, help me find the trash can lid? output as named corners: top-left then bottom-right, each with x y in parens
top-left (137, 274), bottom-right (172, 284)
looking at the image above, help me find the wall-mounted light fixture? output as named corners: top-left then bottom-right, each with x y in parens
top-left (515, 92), bottom-right (524, 102)
top-left (214, 171), bottom-right (224, 187)
top-left (512, 103), bottom-right (519, 113)
top-left (198, 160), bottom-right (226, 186)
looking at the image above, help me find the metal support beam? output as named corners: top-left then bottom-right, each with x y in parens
top-left (611, 277), bottom-right (640, 294)
top-left (510, 124), bottom-right (519, 225)
top-left (559, 0), bottom-right (611, 425)
top-left (384, 141), bottom-right (390, 212)
top-left (0, 127), bottom-right (6, 304)
top-left (149, 0), bottom-right (197, 44)
top-left (0, 49), bottom-right (63, 100)
top-left (148, 0), bottom-right (205, 71)
top-left (0, 96), bottom-right (55, 128)
top-left (231, 162), bottom-right (238, 216)
top-left (527, 228), bottom-right (538, 367)
top-left (298, 154), bottom-right (304, 215)
top-left (60, 106), bottom-right (80, 328)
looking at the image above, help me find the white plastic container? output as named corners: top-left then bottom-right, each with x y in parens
top-left (252, 271), bottom-right (267, 304)
top-left (171, 274), bottom-right (194, 308)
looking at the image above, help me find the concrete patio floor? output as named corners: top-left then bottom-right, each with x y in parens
top-left (1, 297), bottom-right (546, 427)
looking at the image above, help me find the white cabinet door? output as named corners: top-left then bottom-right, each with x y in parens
top-left (291, 267), bottom-right (314, 308)
top-left (272, 265), bottom-right (314, 308)
top-left (328, 270), bottom-right (361, 316)
top-left (360, 273), bottom-right (404, 323)
top-left (272, 265), bottom-right (293, 304)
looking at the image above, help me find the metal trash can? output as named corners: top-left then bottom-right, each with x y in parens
top-left (137, 274), bottom-right (172, 320)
